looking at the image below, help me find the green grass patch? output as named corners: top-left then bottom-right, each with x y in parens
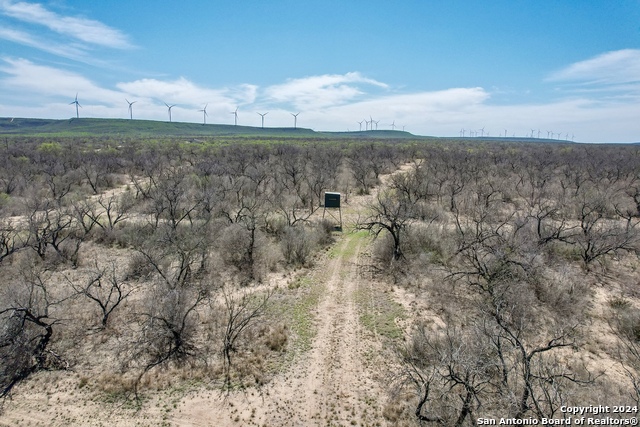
top-left (328, 230), bottom-right (369, 259)
top-left (269, 274), bottom-right (323, 360)
top-left (355, 285), bottom-right (406, 341)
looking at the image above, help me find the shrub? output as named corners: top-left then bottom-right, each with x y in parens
top-left (315, 219), bottom-right (335, 246)
top-left (125, 252), bottom-right (154, 281)
top-left (281, 226), bottom-right (316, 266)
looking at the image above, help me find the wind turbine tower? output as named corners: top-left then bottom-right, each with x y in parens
top-left (231, 107), bottom-right (238, 126)
top-left (358, 120), bottom-right (364, 131)
top-left (70, 93), bottom-right (81, 119)
top-left (390, 120), bottom-right (396, 131)
top-left (199, 104), bottom-right (208, 125)
top-left (257, 112), bottom-right (268, 128)
top-left (126, 99), bottom-right (136, 120)
top-left (164, 102), bottom-right (176, 122)
top-left (291, 112), bottom-right (300, 129)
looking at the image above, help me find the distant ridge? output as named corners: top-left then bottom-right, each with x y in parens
top-left (0, 117), bottom-right (421, 139)
top-left (0, 117), bottom-right (602, 144)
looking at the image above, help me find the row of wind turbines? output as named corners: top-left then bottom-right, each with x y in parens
top-left (70, 94), bottom-right (303, 128)
top-left (459, 127), bottom-right (575, 141)
top-left (71, 94), bottom-right (406, 132)
top-left (356, 116), bottom-right (406, 132)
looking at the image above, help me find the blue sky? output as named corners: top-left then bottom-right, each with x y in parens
top-left (1, 1), bottom-right (640, 142)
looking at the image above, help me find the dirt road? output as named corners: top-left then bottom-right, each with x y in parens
top-left (176, 229), bottom-right (388, 426)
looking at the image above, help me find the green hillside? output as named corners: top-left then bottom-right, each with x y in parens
top-left (0, 117), bottom-right (419, 139)
top-left (0, 117), bottom-right (589, 145)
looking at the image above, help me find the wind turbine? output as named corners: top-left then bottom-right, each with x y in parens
top-left (531, 129), bottom-right (536, 138)
top-left (126, 99), bottom-right (136, 120)
top-left (547, 130), bottom-right (552, 138)
top-left (70, 93), bottom-right (81, 118)
top-left (537, 129), bottom-right (541, 138)
top-left (460, 128), bottom-right (465, 137)
top-left (480, 127), bottom-right (485, 137)
top-left (291, 112), bottom-right (300, 129)
top-left (504, 129), bottom-right (508, 137)
top-left (374, 120), bottom-right (380, 130)
top-left (402, 125), bottom-right (406, 132)
top-left (231, 107), bottom-right (238, 126)
top-left (257, 112), bottom-right (268, 128)
top-left (164, 102), bottom-right (176, 122)
top-left (358, 120), bottom-right (364, 131)
top-left (390, 120), bottom-right (396, 131)
top-left (365, 119), bottom-right (370, 131)
top-left (199, 104), bottom-right (208, 125)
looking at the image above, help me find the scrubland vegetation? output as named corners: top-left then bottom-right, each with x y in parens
top-left (364, 143), bottom-right (640, 424)
top-left (1, 135), bottom-right (639, 425)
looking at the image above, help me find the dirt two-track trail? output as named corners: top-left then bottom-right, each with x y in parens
top-left (181, 229), bottom-right (389, 426)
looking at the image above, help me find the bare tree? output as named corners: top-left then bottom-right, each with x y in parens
top-left (569, 190), bottom-right (639, 269)
top-left (23, 196), bottom-right (81, 265)
top-left (221, 287), bottom-right (272, 387)
top-left (70, 261), bottom-right (135, 329)
top-left (0, 265), bottom-right (70, 399)
top-left (397, 322), bottom-right (494, 425)
top-left (129, 285), bottom-right (208, 396)
top-left (357, 192), bottom-right (420, 262)
top-left (0, 221), bottom-right (25, 264)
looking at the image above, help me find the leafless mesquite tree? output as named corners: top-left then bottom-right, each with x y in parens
top-left (357, 191), bottom-right (422, 262)
top-left (69, 261), bottom-right (135, 329)
top-left (129, 285), bottom-right (209, 396)
top-left (221, 286), bottom-right (272, 387)
top-left (0, 266), bottom-right (70, 399)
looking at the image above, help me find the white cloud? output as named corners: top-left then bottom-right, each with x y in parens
top-left (264, 72), bottom-right (389, 109)
top-left (116, 78), bottom-right (257, 111)
top-left (0, 0), bottom-right (132, 49)
top-left (0, 57), bottom-right (123, 103)
top-left (547, 49), bottom-right (640, 87)
top-left (0, 27), bottom-right (87, 59)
